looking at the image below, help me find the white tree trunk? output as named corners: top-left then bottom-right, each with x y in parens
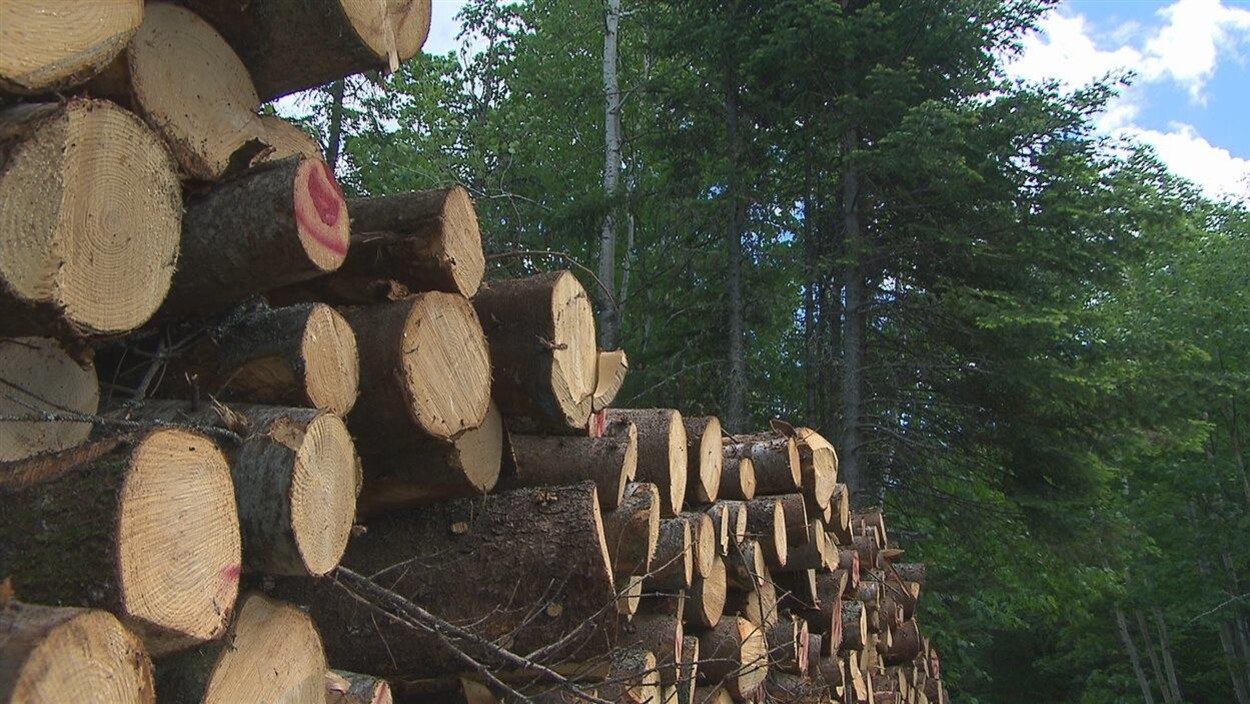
top-left (598, 0), bottom-right (623, 348)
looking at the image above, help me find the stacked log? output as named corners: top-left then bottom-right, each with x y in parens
top-left (0, 2), bottom-right (952, 702)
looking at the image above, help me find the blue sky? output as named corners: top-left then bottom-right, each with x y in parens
top-left (424, 0), bottom-right (1249, 200)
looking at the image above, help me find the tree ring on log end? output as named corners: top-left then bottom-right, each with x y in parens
top-left (290, 412), bottom-right (358, 576)
top-left (301, 304), bottom-right (359, 416)
top-left (0, 1), bottom-right (142, 94)
top-left (0, 338), bottom-right (98, 461)
top-left (549, 271), bottom-right (598, 427)
top-left (117, 429), bottom-right (240, 653)
top-left (343, 0), bottom-right (433, 65)
top-left (399, 292), bottom-right (491, 439)
top-left (439, 185), bottom-right (485, 298)
top-left (666, 412), bottom-right (689, 514)
top-left (293, 158), bottom-right (350, 271)
top-left (199, 593), bottom-right (326, 704)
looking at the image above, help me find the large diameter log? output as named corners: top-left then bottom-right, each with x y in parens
top-left (605, 409), bottom-right (688, 516)
top-left (592, 349), bottom-right (629, 411)
top-left (343, 293), bottom-right (490, 446)
top-left (499, 420), bottom-right (636, 509)
top-left (172, 0), bottom-right (431, 101)
top-left (884, 621), bottom-right (923, 666)
top-left (694, 616), bottom-right (768, 700)
top-left (474, 271), bottom-right (597, 431)
top-left (113, 401), bottom-right (357, 576)
top-left (159, 155), bottom-right (350, 318)
top-left (744, 497), bottom-right (788, 569)
top-left (720, 456), bottom-right (756, 501)
top-left (0, 99), bottom-right (180, 337)
top-left (603, 482), bottom-right (660, 577)
top-left (300, 187), bottom-right (484, 301)
top-left (156, 592), bottom-right (325, 704)
top-left (722, 432), bottom-right (799, 496)
top-left (0, 338), bottom-right (98, 461)
top-left (684, 555), bottom-right (727, 629)
top-left (271, 483), bottom-right (617, 678)
top-left (160, 303), bottom-right (359, 415)
top-left (0, 429), bottom-right (241, 655)
top-left (356, 401), bottom-right (502, 517)
top-left (644, 518), bottom-right (693, 591)
top-left (0, 601), bottom-right (155, 704)
top-left (683, 416), bottom-right (722, 503)
top-left (92, 2), bottom-right (263, 181)
top-left (794, 427), bottom-right (837, 510)
top-left (326, 671), bottom-right (392, 704)
top-left (0, 2), bottom-right (142, 94)
top-left (621, 614), bottom-right (683, 685)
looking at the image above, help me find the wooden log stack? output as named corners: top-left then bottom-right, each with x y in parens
top-left (0, 3), bottom-right (950, 703)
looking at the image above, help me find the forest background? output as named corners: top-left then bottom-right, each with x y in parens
top-left (276, 1), bottom-right (1250, 701)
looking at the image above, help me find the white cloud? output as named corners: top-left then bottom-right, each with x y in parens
top-left (1121, 123), bottom-right (1250, 200)
top-left (1010, 13), bottom-right (1143, 88)
top-left (1138, 0), bottom-right (1250, 102)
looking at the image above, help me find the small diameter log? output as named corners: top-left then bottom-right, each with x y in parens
top-left (841, 602), bottom-right (868, 653)
top-left (683, 416), bottom-right (723, 504)
top-left (173, 0), bottom-right (431, 101)
top-left (726, 569), bottom-right (779, 629)
top-left (92, 3), bottom-right (263, 180)
top-left (600, 647), bottom-right (661, 704)
top-left (0, 100), bottom-right (180, 338)
top-left (113, 401), bottom-right (357, 576)
top-left (720, 456), bottom-right (756, 501)
top-left (499, 420), bottom-right (637, 510)
top-left (893, 563), bottom-right (927, 588)
top-left (0, 338), bottom-right (98, 461)
top-left (0, 2), bottom-right (141, 94)
top-left (743, 498), bottom-right (788, 570)
top-left (768, 672), bottom-right (826, 703)
top-left (726, 539), bottom-right (767, 591)
top-left (617, 575), bottom-right (644, 618)
top-left (356, 401), bottom-right (502, 517)
top-left (768, 618), bottom-right (809, 676)
top-left (644, 518), bottom-right (693, 592)
top-left (0, 601), bottom-right (155, 704)
top-left (298, 186), bottom-right (484, 301)
top-left (0, 429), bottom-right (240, 655)
top-left (779, 523), bottom-right (833, 573)
top-left (621, 614), bottom-right (683, 685)
top-left (343, 293), bottom-right (490, 446)
top-left (676, 636), bottom-right (700, 704)
top-left (924, 677), bottom-right (947, 704)
top-left (884, 621), bottom-right (923, 666)
top-left (828, 484), bottom-right (852, 543)
top-left (592, 349), bottom-right (629, 412)
top-left (684, 555), bottom-right (727, 629)
top-left (722, 432), bottom-right (800, 496)
top-left (706, 502), bottom-right (733, 556)
top-left (604, 408), bottom-right (688, 516)
top-left (794, 427), bottom-right (837, 510)
top-left (853, 507), bottom-right (889, 550)
top-left (254, 115), bottom-right (324, 166)
top-left (812, 571), bottom-right (849, 636)
top-left (325, 671), bottom-right (392, 704)
top-left (603, 482), bottom-right (661, 577)
top-left (776, 494), bottom-right (811, 544)
top-left (839, 548), bottom-right (862, 592)
top-left (474, 271), bottom-right (597, 431)
top-left (679, 511), bottom-right (718, 579)
top-left (158, 155), bottom-right (350, 318)
top-left (160, 303), bottom-right (359, 415)
top-left (775, 570), bottom-right (818, 614)
top-left (693, 688), bottom-right (733, 704)
top-left (156, 592), bottom-right (326, 704)
top-left (695, 616), bottom-right (768, 700)
top-left (271, 483), bottom-right (617, 678)
top-left (854, 534), bottom-right (880, 573)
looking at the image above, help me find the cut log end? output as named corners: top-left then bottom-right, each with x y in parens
top-left (549, 271), bottom-right (599, 427)
top-left (301, 304), bottom-right (360, 415)
top-left (117, 429), bottom-right (241, 653)
top-left (0, 99), bottom-right (180, 337)
top-left (0, 338), bottom-right (98, 461)
top-left (0, 602), bottom-right (155, 704)
top-left (591, 349), bottom-right (629, 411)
top-left (436, 185), bottom-right (486, 297)
top-left (290, 412), bottom-right (358, 576)
top-left (400, 292), bottom-right (492, 439)
top-left (0, 2), bottom-right (142, 94)
top-left (686, 416), bottom-right (723, 503)
top-left (254, 115), bottom-right (325, 166)
top-left (294, 158), bottom-right (350, 270)
top-left (345, 0), bottom-right (433, 66)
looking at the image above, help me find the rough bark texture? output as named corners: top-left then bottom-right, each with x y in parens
top-left (0, 601), bottom-right (155, 704)
top-left (695, 616), bottom-right (767, 700)
top-left (723, 62), bottom-right (747, 434)
top-left (744, 497), bottom-right (788, 570)
top-left (644, 518), bottom-right (693, 592)
top-left (723, 432), bottom-right (800, 496)
top-left (269, 483), bottom-right (616, 679)
top-left (0, 429), bottom-right (240, 655)
top-left (603, 482), bottom-right (660, 577)
top-left (793, 427), bottom-right (837, 511)
top-left (620, 614), bottom-right (682, 685)
top-left (172, 0), bottom-right (432, 101)
top-left (499, 421), bottom-right (637, 509)
top-left (604, 408), bottom-right (688, 516)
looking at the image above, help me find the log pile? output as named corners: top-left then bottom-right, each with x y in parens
top-left (0, 3), bottom-right (949, 703)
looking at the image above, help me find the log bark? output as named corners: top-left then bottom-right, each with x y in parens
top-left (291, 186), bottom-right (485, 302)
top-left (707, 501), bottom-right (741, 557)
top-left (853, 508), bottom-right (888, 550)
top-left (842, 602), bottom-right (867, 653)
top-left (592, 349), bottom-right (629, 411)
top-left (326, 671), bottom-right (392, 704)
top-left (693, 687), bottom-right (733, 704)
top-left (720, 456), bottom-right (757, 500)
top-left (0, 337), bottom-right (98, 460)
top-left (684, 416), bottom-right (723, 504)
top-left (776, 494), bottom-right (812, 544)
top-left (726, 539), bottom-right (767, 591)
top-left (0, 601), bottom-right (155, 704)
top-left (892, 563), bottom-right (926, 587)
top-left (722, 432), bottom-right (800, 496)
top-left (884, 621), bottom-right (922, 666)
top-left (621, 614), bottom-right (683, 685)
top-left (839, 548), bottom-right (862, 592)
top-left (499, 420), bottom-right (637, 509)
top-left (794, 427), bottom-right (838, 510)
top-left (775, 570), bottom-right (818, 614)
top-left (158, 155), bottom-right (350, 318)
top-left (112, 401), bottom-right (357, 576)
top-left (0, 428), bottom-right (240, 655)
top-left (172, 0), bottom-right (432, 101)
top-left (779, 522), bottom-right (832, 573)
top-left (0, 2), bottom-right (141, 94)
top-left (474, 271), bottom-right (598, 431)
top-left (768, 617), bottom-right (809, 676)
top-left (91, 2), bottom-right (264, 181)
top-left (158, 303), bottom-right (359, 415)
top-left (726, 568), bottom-right (779, 629)
top-left (604, 408), bottom-right (688, 516)
top-left (684, 555), bottom-right (727, 629)
top-left (600, 647), bottom-right (661, 704)
top-left (743, 497), bottom-right (788, 569)
top-left (271, 483), bottom-right (616, 679)
top-left (676, 636), bottom-right (700, 704)
top-left (603, 482), bottom-right (661, 577)
top-left (644, 518), bottom-right (693, 591)
top-left (0, 100), bottom-right (181, 338)
top-left (343, 293), bottom-right (491, 446)
top-left (694, 616), bottom-right (768, 700)
top-left (155, 592), bottom-right (325, 704)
